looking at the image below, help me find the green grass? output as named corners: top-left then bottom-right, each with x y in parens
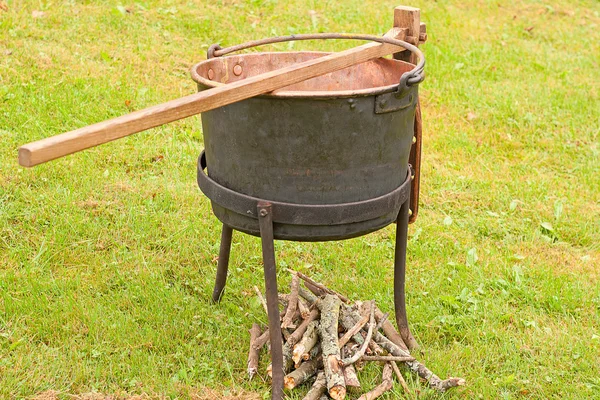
top-left (1, 0), bottom-right (599, 398)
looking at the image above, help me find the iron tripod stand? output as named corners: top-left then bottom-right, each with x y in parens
top-left (208, 168), bottom-right (417, 400)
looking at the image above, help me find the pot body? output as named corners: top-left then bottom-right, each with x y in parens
top-left (192, 52), bottom-right (418, 240)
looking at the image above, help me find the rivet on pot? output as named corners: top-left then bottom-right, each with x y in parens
top-left (233, 64), bottom-right (243, 76)
top-left (412, 136), bottom-right (417, 144)
top-left (207, 69), bottom-right (215, 80)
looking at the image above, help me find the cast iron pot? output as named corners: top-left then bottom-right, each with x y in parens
top-left (191, 35), bottom-right (424, 241)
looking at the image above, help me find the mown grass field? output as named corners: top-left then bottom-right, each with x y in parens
top-left (1, 0), bottom-right (599, 398)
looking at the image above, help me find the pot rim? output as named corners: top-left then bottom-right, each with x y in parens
top-left (189, 51), bottom-right (408, 99)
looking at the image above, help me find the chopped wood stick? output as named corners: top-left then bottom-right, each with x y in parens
top-left (305, 281), bottom-right (329, 298)
top-left (343, 363), bottom-right (361, 389)
top-left (299, 285), bottom-right (320, 305)
top-left (282, 274), bottom-right (300, 329)
top-left (303, 342), bottom-right (321, 362)
top-left (267, 341), bottom-right (294, 378)
top-left (390, 361), bottom-right (411, 395)
top-left (438, 377), bottom-right (466, 392)
top-left (375, 332), bottom-right (465, 392)
top-left (346, 306), bottom-right (462, 392)
top-left (318, 295), bottom-right (346, 400)
top-left (354, 359), bottom-right (366, 371)
top-left (298, 296), bottom-right (311, 319)
top-left (247, 323), bottom-right (261, 379)
top-left (288, 269), bottom-right (350, 303)
top-left (302, 372), bottom-right (327, 400)
top-left (282, 328), bottom-right (291, 341)
top-left (339, 305), bottom-right (368, 347)
top-left (278, 293), bottom-right (289, 303)
top-left (284, 355), bottom-right (323, 390)
top-left (280, 296), bottom-right (301, 324)
top-left (374, 312), bottom-right (389, 331)
top-left (341, 301), bottom-right (375, 367)
top-left (338, 312), bottom-right (369, 349)
top-left (374, 306), bottom-right (408, 351)
top-left (361, 355), bottom-right (415, 362)
top-left (293, 320), bottom-right (319, 366)
top-left (287, 308), bottom-right (320, 346)
top-left (253, 285), bottom-right (268, 315)
top-left (365, 333), bottom-right (385, 355)
top-left (253, 329), bottom-right (270, 351)
top-left (343, 342), bottom-right (365, 371)
top-left (356, 362), bottom-right (393, 400)
top-left (341, 346), bottom-right (361, 389)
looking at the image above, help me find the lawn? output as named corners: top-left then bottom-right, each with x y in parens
top-left (1, 0), bottom-right (599, 398)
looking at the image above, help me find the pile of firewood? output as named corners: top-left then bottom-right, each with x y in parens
top-left (247, 270), bottom-right (465, 399)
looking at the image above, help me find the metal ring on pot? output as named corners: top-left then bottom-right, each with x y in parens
top-left (192, 33), bottom-right (425, 98)
top-left (197, 151), bottom-right (412, 226)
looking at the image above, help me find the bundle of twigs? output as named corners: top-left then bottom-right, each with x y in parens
top-left (248, 270), bottom-right (465, 399)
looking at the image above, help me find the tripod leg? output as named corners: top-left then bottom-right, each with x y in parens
top-left (211, 224), bottom-right (233, 303)
top-left (394, 193), bottom-right (419, 350)
top-left (257, 202), bottom-right (284, 400)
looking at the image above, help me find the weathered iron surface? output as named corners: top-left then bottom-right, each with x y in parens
top-left (191, 51), bottom-right (419, 239)
top-left (197, 152), bottom-right (412, 241)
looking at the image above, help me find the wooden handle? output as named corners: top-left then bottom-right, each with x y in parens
top-left (18, 29), bottom-right (407, 167)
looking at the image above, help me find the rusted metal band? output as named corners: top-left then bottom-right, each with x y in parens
top-left (197, 152), bottom-right (412, 226)
top-left (408, 102), bottom-right (422, 224)
top-left (206, 33), bottom-right (425, 92)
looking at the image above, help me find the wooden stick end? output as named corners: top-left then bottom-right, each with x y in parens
top-left (394, 5), bottom-right (420, 13)
top-left (18, 146), bottom-right (34, 168)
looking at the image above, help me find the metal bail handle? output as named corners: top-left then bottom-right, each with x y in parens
top-left (206, 33), bottom-right (425, 93)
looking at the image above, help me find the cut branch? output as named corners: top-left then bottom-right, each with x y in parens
top-left (366, 334), bottom-right (385, 356)
top-left (293, 320), bottom-right (319, 366)
top-left (345, 305), bottom-right (464, 392)
top-left (338, 312), bottom-right (369, 349)
top-left (390, 361), bottom-right (411, 395)
top-left (253, 285), bottom-right (269, 315)
top-left (374, 306), bottom-right (408, 351)
top-left (301, 371), bottom-right (327, 400)
top-left (287, 308), bottom-right (320, 347)
top-left (282, 274), bottom-right (300, 329)
top-left (299, 285), bottom-right (320, 306)
top-left (284, 356), bottom-right (323, 390)
top-left (339, 305), bottom-right (368, 348)
top-left (341, 346), bottom-right (361, 389)
top-left (253, 329), bottom-right (270, 351)
top-left (298, 296), bottom-right (311, 319)
top-left (318, 294), bottom-right (346, 400)
top-left (374, 311), bottom-right (389, 331)
top-left (303, 342), bottom-right (322, 362)
top-left (356, 362), bottom-right (393, 400)
top-left (343, 363), bottom-right (361, 389)
top-left (247, 323), bottom-right (261, 379)
top-left (361, 355), bottom-right (415, 362)
top-left (340, 301), bottom-right (375, 367)
top-left (438, 377), bottom-right (467, 392)
top-left (305, 281), bottom-right (329, 298)
top-left (288, 269), bottom-right (350, 303)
